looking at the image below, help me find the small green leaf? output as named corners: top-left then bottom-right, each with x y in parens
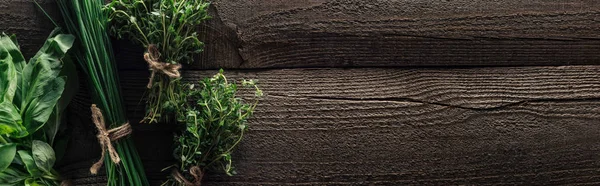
top-left (18, 150), bottom-right (41, 177)
top-left (32, 140), bottom-right (56, 174)
top-left (0, 143), bottom-right (16, 172)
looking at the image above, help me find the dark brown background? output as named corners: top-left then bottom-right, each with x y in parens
top-left (1, 0), bottom-right (599, 185)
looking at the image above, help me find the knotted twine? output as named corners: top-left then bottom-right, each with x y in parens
top-left (89, 104), bottom-right (133, 175)
top-left (144, 44), bottom-right (182, 88)
top-left (172, 166), bottom-right (204, 186)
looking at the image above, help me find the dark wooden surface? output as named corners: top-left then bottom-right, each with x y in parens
top-left (2, 0), bottom-right (600, 185)
top-left (193, 0), bottom-right (600, 68)
top-left (0, 0), bottom-right (60, 59)
top-left (62, 67), bottom-right (600, 185)
top-left (119, 67), bottom-right (600, 185)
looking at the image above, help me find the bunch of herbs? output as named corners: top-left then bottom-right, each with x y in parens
top-left (0, 29), bottom-right (76, 186)
top-left (105, 0), bottom-right (211, 124)
top-left (56, 0), bottom-right (149, 185)
top-left (163, 70), bottom-right (261, 186)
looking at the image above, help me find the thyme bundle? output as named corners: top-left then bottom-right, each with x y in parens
top-left (105, 0), bottom-right (211, 124)
top-left (104, 1), bottom-right (262, 185)
top-left (164, 70), bottom-right (262, 186)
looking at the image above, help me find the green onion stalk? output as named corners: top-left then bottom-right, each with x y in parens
top-left (56, 0), bottom-right (149, 185)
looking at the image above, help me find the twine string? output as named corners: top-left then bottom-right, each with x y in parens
top-left (89, 104), bottom-right (132, 175)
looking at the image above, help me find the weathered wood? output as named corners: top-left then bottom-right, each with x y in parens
top-left (6, 0), bottom-right (600, 69)
top-left (5, 0), bottom-right (600, 185)
top-left (122, 66), bottom-right (600, 113)
top-left (0, 0), bottom-right (61, 58)
top-left (108, 66), bottom-right (600, 185)
top-left (190, 0), bottom-right (600, 68)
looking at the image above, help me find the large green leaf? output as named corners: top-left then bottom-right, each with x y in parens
top-left (31, 140), bottom-right (55, 174)
top-left (0, 37), bottom-right (24, 136)
top-left (21, 77), bottom-right (65, 135)
top-left (0, 34), bottom-right (26, 110)
top-left (17, 32), bottom-right (73, 135)
top-left (0, 143), bottom-right (16, 172)
top-left (43, 57), bottom-right (78, 145)
top-left (0, 35), bottom-right (19, 103)
top-left (0, 34), bottom-right (26, 72)
top-left (19, 32), bottom-right (71, 104)
top-left (17, 150), bottom-right (41, 177)
top-left (0, 101), bottom-right (24, 137)
top-left (55, 56), bottom-right (77, 113)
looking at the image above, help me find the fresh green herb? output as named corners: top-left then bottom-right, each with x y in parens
top-left (163, 70), bottom-right (261, 186)
top-left (56, 0), bottom-right (149, 185)
top-left (0, 29), bottom-right (75, 186)
top-left (105, 0), bottom-right (211, 124)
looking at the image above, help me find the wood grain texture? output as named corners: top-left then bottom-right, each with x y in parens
top-left (0, 0), bottom-right (61, 59)
top-left (6, 0), bottom-right (600, 69)
top-left (5, 0), bottom-right (600, 185)
top-left (96, 66), bottom-right (598, 185)
top-left (187, 0), bottom-right (600, 68)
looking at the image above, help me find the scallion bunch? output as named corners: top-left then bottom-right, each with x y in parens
top-left (56, 0), bottom-right (149, 185)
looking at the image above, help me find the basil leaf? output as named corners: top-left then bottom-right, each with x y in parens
top-left (0, 166), bottom-right (27, 184)
top-left (0, 34), bottom-right (26, 72)
top-left (0, 41), bottom-right (17, 103)
top-left (18, 33), bottom-right (73, 135)
top-left (43, 57), bottom-right (78, 145)
top-left (0, 101), bottom-right (25, 137)
top-left (0, 34), bottom-right (25, 108)
top-left (31, 140), bottom-right (55, 174)
top-left (21, 77), bottom-right (65, 135)
top-left (0, 143), bottom-right (16, 172)
top-left (17, 150), bottom-right (41, 177)
top-left (56, 57), bottom-right (78, 113)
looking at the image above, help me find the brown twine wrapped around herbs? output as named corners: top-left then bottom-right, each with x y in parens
top-left (89, 104), bottom-right (133, 175)
top-left (144, 44), bottom-right (182, 88)
top-left (172, 166), bottom-right (204, 186)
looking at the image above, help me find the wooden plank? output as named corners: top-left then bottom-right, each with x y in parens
top-left (189, 0), bottom-right (600, 68)
top-left (101, 66), bottom-right (600, 185)
top-left (0, 0), bottom-right (61, 59)
top-left (122, 66), bottom-right (600, 113)
top-left (4, 0), bottom-right (600, 69)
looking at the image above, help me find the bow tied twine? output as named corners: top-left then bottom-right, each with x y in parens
top-left (144, 44), bottom-right (182, 88)
top-left (172, 166), bottom-right (204, 186)
top-left (89, 104), bottom-right (132, 175)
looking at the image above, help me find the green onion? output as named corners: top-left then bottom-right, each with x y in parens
top-left (56, 0), bottom-right (149, 185)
